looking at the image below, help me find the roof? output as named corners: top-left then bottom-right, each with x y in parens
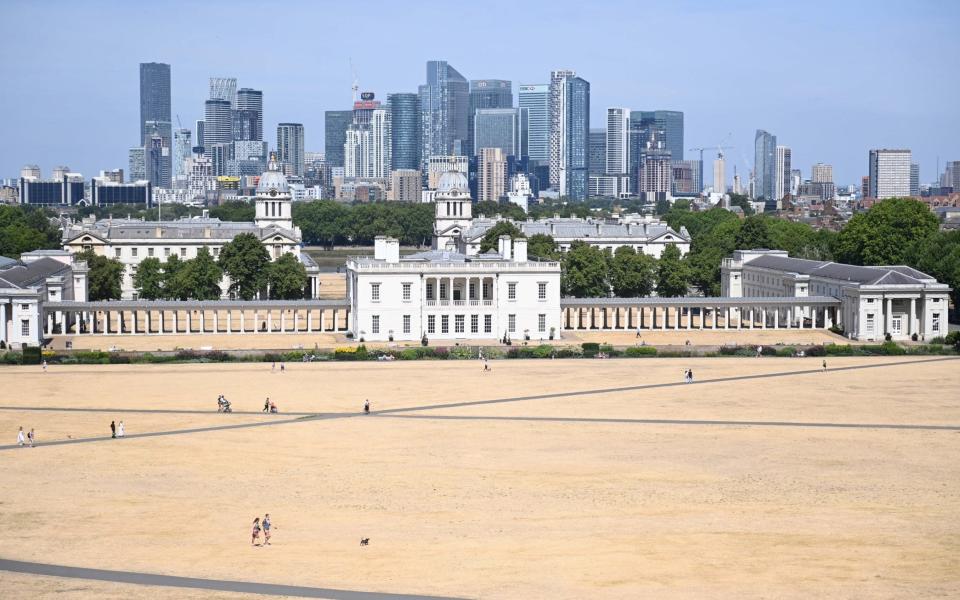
top-left (462, 217), bottom-right (690, 243)
top-left (744, 253), bottom-right (939, 287)
top-left (0, 256), bottom-right (18, 268)
top-left (0, 257), bottom-right (71, 289)
top-left (62, 218), bottom-right (299, 243)
top-left (561, 296), bottom-right (842, 307)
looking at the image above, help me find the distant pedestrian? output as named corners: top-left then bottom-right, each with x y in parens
top-left (364, 399), bottom-right (370, 414)
top-left (756, 345), bottom-right (763, 357)
top-left (42, 360), bottom-right (47, 372)
top-left (262, 514), bottom-right (272, 546)
top-left (263, 398), bottom-right (270, 413)
top-left (117, 421), bottom-right (125, 438)
top-left (271, 362), bottom-right (276, 372)
top-left (688, 369), bottom-right (694, 383)
top-left (27, 429), bottom-right (35, 447)
top-left (17, 426), bottom-right (25, 447)
top-left (280, 362), bottom-right (285, 373)
top-left (251, 517), bottom-right (261, 546)
top-left (636, 326), bottom-right (642, 338)
top-left (822, 359), bottom-right (827, 371)
top-left (110, 420), bottom-right (116, 439)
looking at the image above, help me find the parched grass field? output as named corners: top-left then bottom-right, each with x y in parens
top-left (1, 357), bottom-right (958, 599)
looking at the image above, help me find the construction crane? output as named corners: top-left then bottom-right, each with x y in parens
top-left (349, 58), bottom-right (359, 103)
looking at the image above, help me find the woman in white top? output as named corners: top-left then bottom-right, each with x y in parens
top-left (117, 421), bottom-right (125, 438)
top-left (17, 426), bottom-right (25, 446)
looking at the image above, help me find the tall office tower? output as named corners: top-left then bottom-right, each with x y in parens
top-left (943, 161), bottom-right (960, 191)
top-left (209, 77), bottom-right (237, 104)
top-left (555, 75), bottom-right (590, 200)
top-left (467, 79), bottom-right (512, 156)
top-left (478, 148), bottom-right (508, 203)
top-left (324, 110), bottom-right (353, 169)
top-left (344, 124), bottom-right (372, 178)
top-left (631, 110), bottom-right (684, 163)
top-left (518, 84), bottom-right (550, 164)
top-left (811, 163), bottom-right (833, 183)
top-left (868, 149), bottom-right (911, 199)
top-left (548, 69), bottom-right (576, 187)
top-left (370, 109), bottom-right (392, 178)
top-left (235, 88), bottom-right (263, 141)
top-left (713, 152), bottom-right (726, 194)
top-left (142, 120), bottom-right (171, 187)
top-left (195, 120), bottom-right (205, 152)
top-left (172, 128), bottom-right (192, 183)
top-left (605, 108), bottom-right (630, 174)
top-left (353, 92), bottom-right (381, 126)
top-left (232, 110), bottom-right (258, 141)
top-left (638, 132), bottom-right (672, 201)
top-left (473, 108), bottom-right (523, 158)
top-left (390, 169), bottom-right (421, 202)
top-left (910, 163), bottom-right (920, 197)
top-left (775, 145), bottom-right (792, 202)
top-left (671, 160), bottom-right (701, 196)
top-left (204, 100), bottom-right (233, 148)
top-left (754, 129), bottom-right (777, 201)
top-left (128, 148), bottom-right (146, 181)
top-left (419, 60), bottom-right (470, 165)
top-left (588, 129), bottom-right (606, 178)
top-left (277, 123), bottom-right (305, 177)
top-left (139, 63), bottom-right (171, 142)
top-left (387, 93), bottom-right (421, 171)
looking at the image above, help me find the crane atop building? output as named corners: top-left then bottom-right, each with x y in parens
top-left (349, 58), bottom-right (359, 103)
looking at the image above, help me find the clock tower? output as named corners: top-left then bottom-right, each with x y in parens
top-left (254, 154), bottom-right (294, 230)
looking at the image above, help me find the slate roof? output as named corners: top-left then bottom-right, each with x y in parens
top-left (462, 218), bottom-right (690, 243)
top-left (62, 218), bottom-right (299, 243)
top-left (0, 257), bottom-right (71, 289)
top-left (745, 253), bottom-right (938, 287)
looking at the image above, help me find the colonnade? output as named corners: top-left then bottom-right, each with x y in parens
top-left (560, 303), bottom-right (840, 331)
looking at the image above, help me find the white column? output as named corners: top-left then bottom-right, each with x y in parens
top-left (660, 307), bottom-right (667, 330)
top-left (268, 311), bottom-right (273, 333)
top-left (737, 308), bottom-right (742, 330)
top-left (319, 310), bottom-right (324, 332)
top-left (712, 307), bottom-right (717, 329)
top-left (686, 307), bottom-right (692, 330)
top-left (239, 311), bottom-right (245, 334)
top-left (280, 310), bottom-right (285, 333)
top-left (908, 298), bottom-right (915, 336)
top-left (172, 311), bottom-right (178, 334)
top-left (307, 310), bottom-right (313, 332)
top-left (761, 308), bottom-right (767, 329)
top-left (774, 308), bottom-right (779, 329)
top-left (214, 311), bottom-right (220, 334)
top-left (158, 311), bottom-right (164, 334)
top-left (102, 311), bottom-right (109, 335)
top-left (699, 307), bottom-right (705, 330)
top-left (200, 311), bottom-right (206, 334)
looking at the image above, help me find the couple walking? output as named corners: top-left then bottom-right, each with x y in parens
top-left (251, 514), bottom-right (273, 546)
top-left (110, 420), bottom-right (125, 438)
top-left (17, 426), bottom-right (35, 447)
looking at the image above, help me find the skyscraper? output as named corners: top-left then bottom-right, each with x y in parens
top-left (173, 128), bottom-right (192, 183)
top-left (474, 108), bottom-right (523, 158)
top-left (467, 79), bottom-right (512, 156)
top-left (775, 145), bottom-right (792, 202)
top-left (324, 110), bottom-right (353, 169)
top-left (139, 63), bottom-right (171, 142)
top-left (478, 148), bottom-right (508, 203)
top-left (203, 100), bottom-right (233, 149)
top-left (754, 129), bottom-right (777, 201)
top-left (232, 110), bottom-right (258, 142)
top-left (638, 131), bottom-right (672, 202)
top-left (605, 108), bottom-right (630, 174)
top-left (419, 60), bottom-right (469, 165)
top-left (277, 123), bottom-right (305, 177)
top-left (631, 110), bottom-right (684, 163)
top-left (671, 160), bottom-right (702, 196)
top-left (713, 152), bottom-right (726, 195)
top-left (236, 88), bottom-right (263, 141)
top-left (811, 163), bottom-right (833, 183)
top-left (518, 84), bottom-right (550, 164)
top-left (549, 69), bottom-right (576, 187)
top-left (556, 75), bottom-right (590, 200)
top-left (370, 109), bottom-right (392, 178)
top-left (910, 163), bottom-right (920, 197)
top-left (128, 147), bottom-right (146, 181)
top-left (344, 124), bottom-right (371, 178)
top-left (387, 93), bottom-right (421, 172)
top-left (195, 120), bottom-right (205, 152)
top-left (868, 149), bottom-right (911, 199)
top-left (209, 77), bottom-right (237, 104)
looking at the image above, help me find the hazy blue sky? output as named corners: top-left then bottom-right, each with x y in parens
top-left (1, 0), bottom-right (957, 187)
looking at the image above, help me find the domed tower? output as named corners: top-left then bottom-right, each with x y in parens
top-left (255, 155), bottom-right (293, 230)
top-left (432, 170), bottom-right (473, 251)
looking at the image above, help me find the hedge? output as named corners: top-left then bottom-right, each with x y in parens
top-left (624, 346), bottom-right (657, 357)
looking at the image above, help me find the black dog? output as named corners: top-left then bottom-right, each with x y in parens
top-left (360, 538), bottom-right (370, 546)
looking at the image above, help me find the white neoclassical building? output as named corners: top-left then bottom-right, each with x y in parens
top-left (722, 249), bottom-right (951, 341)
top-left (62, 162), bottom-right (321, 300)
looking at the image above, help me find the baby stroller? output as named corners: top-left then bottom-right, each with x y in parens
top-left (217, 395), bottom-right (233, 413)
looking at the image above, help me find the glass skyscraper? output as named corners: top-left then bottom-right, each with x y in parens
top-left (324, 110), bottom-right (353, 169)
top-left (754, 129), bottom-right (777, 201)
top-left (518, 84), bottom-right (549, 164)
top-left (277, 123), bottom-right (305, 177)
top-left (388, 93), bottom-right (421, 171)
top-left (139, 63), bottom-right (170, 142)
top-left (474, 108), bottom-right (524, 159)
top-left (561, 76), bottom-right (590, 200)
top-left (236, 88), bottom-right (263, 141)
top-left (467, 79), bottom-right (512, 157)
top-left (419, 60), bottom-right (469, 165)
top-left (588, 129), bottom-right (606, 178)
top-left (631, 110), bottom-right (684, 163)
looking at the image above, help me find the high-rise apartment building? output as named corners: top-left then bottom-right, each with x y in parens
top-left (557, 76), bottom-right (590, 200)
top-left (139, 63), bottom-right (171, 143)
top-left (605, 107), bottom-right (630, 174)
top-left (232, 110), bottom-right (258, 142)
top-left (588, 129), bottom-right (606, 179)
top-left (713, 152), bottom-right (726, 195)
top-left (236, 88), bottom-right (263, 141)
top-left (868, 149), bottom-right (911, 199)
top-left (277, 123), bottom-right (305, 177)
top-left (173, 128), bottom-right (192, 183)
top-left (638, 132), bottom-right (672, 202)
top-left (811, 163), bottom-right (833, 184)
top-left (419, 60), bottom-right (469, 165)
top-left (775, 145), bottom-right (792, 202)
top-left (754, 129), bottom-right (777, 201)
top-left (344, 125), bottom-right (372, 179)
top-left (672, 160), bottom-right (702, 196)
top-left (128, 148), bottom-right (146, 181)
top-left (194, 120), bottom-right (205, 152)
top-left (390, 169), bottom-right (421, 202)
top-left (204, 100), bottom-right (233, 149)
top-left (387, 93), bottom-right (420, 171)
top-left (549, 69), bottom-right (576, 187)
top-left (209, 77), bottom-right (237, 104)
top-left (467, 79), bottom-right (512, 156)
top-left (324, 110), bottom-right (353, 169)
top-left (478, 148), bottom-right (508, 203)
top-left (370, 109), bottom-right (392, 178)
top-left (631, 110), bottom-right (684, 164)
top-left (474, 108), bottom-right (523, 158)
top-left (518, 84), bottom-right (550, 164)
top-left (910, 163), bottom-right (920, 197)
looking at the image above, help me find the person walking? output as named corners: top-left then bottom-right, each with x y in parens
top-left (42, 360), bottom-right (47, 372)
top-left (688, 369), bottom-right (694, 383)
top-left (27, 429), bottom-right (35, 447)
top-left (364, 399), bottom-right (370, 414)
top-left (822, 359), bottom-right (827, 371)
top-left (263, 398), bottom-right (270, 413)
top-left (271, 362), bottom-right (276, 372)
top-left (117, 421), bottom-right (125, 438)
top-left (262, 514), bottom-right (272, 546)
top-left (251, 517), bottom-right (261, 546)
top-left (17, 426), bottom-right (25, 447)
top-left (280, 362), bottom-right (285, 373)
top-left (110, 420), bottom-right (116, 439)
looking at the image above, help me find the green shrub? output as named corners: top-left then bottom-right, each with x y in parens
top-left (624, 346), bottom-right (657, 357)
top-left (553, 346), bottom-right (582, 358)
top-left (828, 325), bottom-right (844, 336)
top-left (483, 347), bottom-right (505, 359)
top-left (21, 345), bottom-right (42, 365)
top-left (760, 346), bottom-right (778, 356)
top-left (581, 342), bottom-right (600, 358)
top-left (718, 346), bottom-right (739, 356)
top-left (824, 344), bottom-right (854, 356)
top-left (775, 346), bottom-right (796, 357)
top-left (0, 351), bottom-right (22, 365)
top-left (532, 344), bottom-right (554, 358)
top-left (449, 346), bottom-right (474, 360)
top-left (929, 336), bottom-right (946, 345)
top-left (398, 348), bottom-right (420, 360)
top-left (804, 345), bottom-right (826, 357)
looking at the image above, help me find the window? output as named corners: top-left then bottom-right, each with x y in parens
top-left (932, 313), bottom-right (941, 333)
top-left (538, 314), bottom-right (546, 332)
top-left (468, 282), bottom-right (476, 299)
top-left (427, 315), bottom-right (436, 334)
top-left (866, 314), bottom-right (875, 334)
top-left (148, 247), bottom-right (155, 257)
top-left (484, 315), bottom-right (492, 333)
top-left (891, 316), bottom-right (902, 335)
top-left (180, 247), bottom-right (187, 257)
top-left (164, 247), bottom-right (170, 257)
top-left (441, 315), bottom-right (449, 334)
top-left (21, 320), bottom-right (30, 336)
top-left (471, 314), bottom-right (479, 333)
top-left (371, 283), bottom-right (380, 302)
top-left (213, 247), bottom-right (219, 257)
top-left (114, 248), bottom-right (121, 258)
top-left (131, 247), bottom-right (138, 258)
top-left (20, 304), bottom-right (29, 311)
top-left (371, 315), bottom-right (380, 334)
top-left (538, 282), bottom-right (547, 300)
top-left (440, 282), bottom-right (448, 299)
top-left (508, 314), bottom-right (516, 333)
top-left (402, 282), bottom-right (412, 301)
top-left (455, 315), bottom-right (464, 333)
top-left (508, 282), bottom-right (517, 300)
top-left (403, 315), bottom-right (411, 334)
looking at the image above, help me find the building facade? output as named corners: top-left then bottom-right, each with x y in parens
top-left (277, 123), bottom-right (305, 177)
top-left (754, 129), bottom-right (777, 202)
top-left (868, 149), bottom-right (911, 199)
top-left (518, 84), bottom-right (550, 164)
top-left (235, 88), bottom-right (263, 141)
top-left (419, 60), bottom-right (470, 164)
top-left (324, 110), bottom-right (353, 169)
top-left (478, 147), bottom-right (507, 203)
top-left (775, 145), bottom-right (792, 203)
top-left (605, 108), bottom-right (630, 175)
top-left (556, 75), bottom-right (590, 200)
top-left (467, 79), bottom-right (512, 157)
top-left (387, 93), bottom-right (421, 171)
top-left (139, 63), bottom-right (171, 144)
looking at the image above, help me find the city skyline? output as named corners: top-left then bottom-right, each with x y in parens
top-left (1, 0), bottom-right (957, 186)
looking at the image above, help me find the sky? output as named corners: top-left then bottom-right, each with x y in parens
top-left (1, 0), bottom-right (958, 188)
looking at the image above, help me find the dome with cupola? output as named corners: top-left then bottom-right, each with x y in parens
top-left (436, 170), bottom-right (469, 195)
top-left (256, 155), bottom-right (289, 196)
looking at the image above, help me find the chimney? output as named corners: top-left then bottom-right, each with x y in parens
top-left (498, 235), bottom-right (512, 260)
top-left (550, 223), bottom-right (557, 236)
top-left (204, 227), bottom-right (211, 239)
top-left (385, 237), bottom-right (400, 263)
top-left (155, 226), bottom-right (162, 238)
top-left (596, 223), bottom-right (603, 235)
top-left (202, 209), bottom-right (209, 219)
top-left (513, 238), bottom-right (528, 262)
top-left (374, 235), bottom-right (387, 260)
top-left (626, 223), bottom-right (634, 235)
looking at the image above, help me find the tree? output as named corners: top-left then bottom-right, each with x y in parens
top-left (561, 241), bottom-right (608, 297)
top-left (735, 215), bottom-right (772, 249)
top-left (833, 198), bottom-right (939, 265)
top-left (479, 222), bottom-right (524, 253)
top-left (75, 250), bottom-right (123, 301)
top-left (293, 200), bottom-right (351, 248)
top-left (266, 253), bottom-right (308, 299)
top-left (162, 254), bottom-right (185, 300)
top-left (727, 193), bottom-right (755, 216)
top-left (475, 200), bottom-right (526, 221)
top-left (219, 233), bottom-right (270, 300)
top-left (209, 200), bottom-right (255, 222)
top-left (0, 205), bottom-right (61, 258)
top-left (654, 197), bottom-right (672, 215)
top-left (656, 244), bottom-right (690, 297)
top-left (608, 246), bottom-right (656, 297)
top-left (527, 234), bottom-right (558, 260)
top-left (174, 248), bottom-right (223, 300)
top-left (132, 257), bottom-right (164, 300)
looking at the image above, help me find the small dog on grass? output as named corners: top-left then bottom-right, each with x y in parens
top-left (360, 538), bottom-right (370, 546)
